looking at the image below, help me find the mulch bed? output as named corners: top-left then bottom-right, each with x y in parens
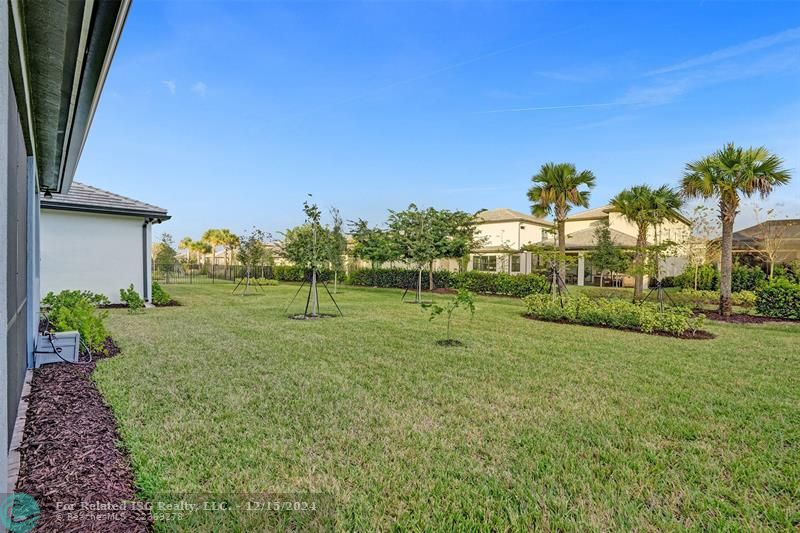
top-left (14, 340), bottom-right (151, 532)
top-left (522, 314), bottom-right (716, 340)
top-left (699, 310), bottom-right (796, 324)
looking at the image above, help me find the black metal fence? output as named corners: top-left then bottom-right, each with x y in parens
top-left (153, 261), bottom-right (274, 284)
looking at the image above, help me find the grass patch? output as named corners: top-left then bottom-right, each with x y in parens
top-left (94, 284), bottom-right (800, 530)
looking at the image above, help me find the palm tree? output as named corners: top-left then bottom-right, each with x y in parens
top-left (682, 143), bottom-right (791, 316)
top-left (528, 162), bottom-right (596, 280)
top-left (610, 185), bottom-right (683, 300)
top-left (178, 237), bottom-right (193, 262)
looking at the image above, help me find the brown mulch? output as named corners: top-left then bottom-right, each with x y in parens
top-left (522, 314), bottom-right (716, 340)
top-left (14, 341), bottom-right (151, 532)
top-left (699, 311), bottom-right (797, 324)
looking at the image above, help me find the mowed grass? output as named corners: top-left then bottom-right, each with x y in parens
top-left (95, 283), bottom-right (800, 530)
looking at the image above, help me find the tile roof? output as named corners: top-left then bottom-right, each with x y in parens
top-left (565, 205), bottom-right (612, 221)
top-left (476, 208), bottom-right (553, 226)
top-left (40, 181), bottom-right (169, 219)
top-left (541, 227), bottom-right (638, 249)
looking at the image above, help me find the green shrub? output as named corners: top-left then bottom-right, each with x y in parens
top-left (41, 290), bottom-right (110, 352)
top-left (674, 289), bottom-right (756, 308)
top-left (523, 294), bottom-right (706, 336)
top-left (347, 268), bottom-right (455, 289)
top-left (731, 264), bottom-right (767, 292)
top-left (120, 284), bottom-right (145, 313)
top-left (271, 265), bottom-right (337, 283)
top-left (452, 271), bottom-right (548, 297)
top-left (151, 281), bottom-right (172, 306)
top-left (755, 278), bottom-right (800, 319)
top-left (675, 264), bottom-right (719, 290)
top-left (256, 278), bottom-right (279, 286)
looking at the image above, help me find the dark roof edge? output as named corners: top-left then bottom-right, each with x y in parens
top-left (41, 201), bottom-right (171, 221)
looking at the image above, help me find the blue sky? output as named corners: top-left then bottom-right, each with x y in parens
top-left (76, 1), bottom-right (800, 241)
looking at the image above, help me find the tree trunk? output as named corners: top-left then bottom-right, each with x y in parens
top-left (311, 269), bottom-right (319, 316)
top-left (633, 225), bottom-right (648, 301)
top-left (769, 260), bottom-right (774, 279)
top-left (416, 268), bottom-right (423, 303)
top-left (429, 260), bottom-right (434, 291)
top-left (557, 218), bottom-right (567, 282)
top-left (719, 214), bottom-right (734, 317)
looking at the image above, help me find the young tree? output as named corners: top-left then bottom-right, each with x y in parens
top-left (682, 143), bottom-right (792, 316)
top-left (280, 199), bottom-right (337, 317)
top-left (590, 223), bottom-right (627, 287)
top-left (235, 227), bottom-right (271, 294)
top-left (349, 219), bottom-right (398, 269)
top-left (746, 205), bottom-right (794, 279)
top-left (610, 184), bottom-right (683, 300)
top-left (154, 233), bottom-right (178, 265)
top-left (387, 204), bottom-right (437, 303)
top-left (426, 209), bottom-right (481, 290)
top-left (328, 208), bottom-right (348, 294)
top-left (686, 204), bottom-right (721, 290)
top-left (528, 162), bottom-right (595, 281)
top-left (423, 289), bottom-right (476, 346)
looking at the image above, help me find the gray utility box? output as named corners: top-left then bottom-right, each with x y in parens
top-left (35, 331), bottom-right (80, 368)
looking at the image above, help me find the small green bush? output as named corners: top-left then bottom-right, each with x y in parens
top-left (675, 264), bottom-right (719, 291)
top-left (755, 278), bottom-right (800, 319)
top-left (151, 281), bottom-right (172, 306)
top-left (41, 290), bottom-right (110, 352)
top-left (523, 294), bottom-right (706, 336)
top-left (120, 284), bottom-right (145, 313)
top-left (256, 278), bottom-right (279, 286)
top-left (732, 264), bottom-right (767, 292)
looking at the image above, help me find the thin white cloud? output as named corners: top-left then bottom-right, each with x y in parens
top-left (645, 26), bottom-right (800, 76)
top-left (161, 80), bottom-right (176, 95)
top-left (476, 102), bottom-right (623, 114)
top-left (191, 81), bottom-right (207, 97)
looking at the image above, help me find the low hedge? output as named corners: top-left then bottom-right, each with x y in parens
top-left (452, 271), bottom-right (548, 297)
top-left (755, 278), bottom-right (800, 320)
top-left (271, 265), bottom-right (338, 282)
top-left (674, 289), bottom-right (756, 308)
top-left (523, 294), bottom-right (706, 337)
top-left (347, 268), bottom-right (455, 289)
top-left (347, 268), bottom-right (548, 298)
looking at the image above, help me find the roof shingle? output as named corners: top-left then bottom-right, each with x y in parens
top-left (40, 182), bottom-right (169, 219)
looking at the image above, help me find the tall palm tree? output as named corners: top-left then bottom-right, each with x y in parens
top-left (682, 143), bottom-right (791, 316)
top-left (178, 237), bottom-right (193, 262)
top-left (610, 185), bottom-right (683, 300)
top-left (528, 162), bottom-right (596, 280)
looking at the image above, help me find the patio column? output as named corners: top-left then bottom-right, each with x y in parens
top-left (577, 252), bottom-right (585, 286)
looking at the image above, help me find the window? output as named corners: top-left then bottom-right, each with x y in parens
top-left (472, 255), bottom-right (497, 272)
top-left (511, 255), bottom-right (521, 273)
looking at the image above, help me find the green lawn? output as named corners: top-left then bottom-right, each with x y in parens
top-left (95, 283), bottom-right (800, 530)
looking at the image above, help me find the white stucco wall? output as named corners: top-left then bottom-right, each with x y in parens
top-left (40, 210), bottom-right (149, 303)
top-left (476, 220), bottom-right (550, 249)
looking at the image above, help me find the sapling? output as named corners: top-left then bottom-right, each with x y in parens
top-left (423, 289), bottom-right (476, 346)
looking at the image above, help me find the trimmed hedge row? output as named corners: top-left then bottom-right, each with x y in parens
top-left (271, 265), bottom-right (338, 282)
top-left (452, 271), bottom-right (548, 297)
top-left (346, 268), bottom-right (549, 298)
top-left (523, 294), bottom-right (707, 337)
top-left (674, 264), bottom-right (769, 292)
top-left (347, 268), bottom-right (455, 289)
top-left (755, 278), bottom-right (800, 319)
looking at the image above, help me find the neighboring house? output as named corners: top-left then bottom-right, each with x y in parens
top-left (40, 183), bottom-right (170, 304)
top-left (731, 219), bottom-right (800, 267)
top-left (552, 204), bottom-right (692, 286)
top-left (469, 208), bottom-right (553, 274)
top-left (0, 0), bottom-right (130, 492)
top-left (470, 205), bottom-right (692, 286)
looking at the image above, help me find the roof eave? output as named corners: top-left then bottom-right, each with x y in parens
top-left (41, 202), bottom-right (170, 221)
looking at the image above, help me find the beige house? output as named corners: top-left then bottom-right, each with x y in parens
top-left (470, 205), bottom-right (692, 286)
top-left (469, 208), bottom-right (553, 274)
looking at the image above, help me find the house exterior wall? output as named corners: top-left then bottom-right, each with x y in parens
top-left (476, 220), bottom-right (550, 249)
top-left (41, 210), bottom-right (150, 303)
